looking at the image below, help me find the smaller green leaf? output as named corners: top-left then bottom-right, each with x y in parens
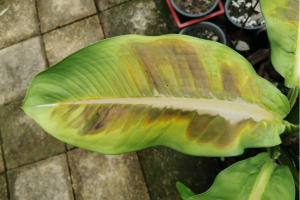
top-left (285, 96), bottom-right (299, 124)
top-left (176, 182), bottom-right (195, 200)
top-left (187, 153), bottom-right (295, 200)
top-left (278, 149), bottom-right (299, 190)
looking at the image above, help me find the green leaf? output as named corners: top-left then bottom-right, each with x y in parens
top-left (22, 34), bottom-right (289, 157)
top-left (260, 0), bottom-right (299, 88)
top-left (278, 149), bottom-right (299, 189)
top-left (285, 95), bottom-right (299, 124)
top-left (187, 153), bottom-right (295, 200)
top-left (176, 182), bottom-right (195, 200)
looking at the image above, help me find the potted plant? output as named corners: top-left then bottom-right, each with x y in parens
top-left (171, 0), bottom-right (219, 18)
top-left (179, 21), bottom-right (227, 44)
top-left (225, 0), bottom-right (266, 30)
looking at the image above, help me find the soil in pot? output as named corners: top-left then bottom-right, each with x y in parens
top-left (174, 0), bottom-right (216, 15)
top-left (186, 28), bottom-right (221, 43)
top-left (228, 0), bottom-right (265, 28)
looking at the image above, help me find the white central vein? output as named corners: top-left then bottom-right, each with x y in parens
top-left (37, 97), bottom-right (275, 122)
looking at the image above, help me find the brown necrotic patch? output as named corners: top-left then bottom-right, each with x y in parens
top-left (131, 38), bottom-right (211, 98)
top-left (185, 112), bottom-right (259, 148)
top-left (82, 104), bottom-right (123, 134)
top-left (219, 65), bottom-right (241, 101)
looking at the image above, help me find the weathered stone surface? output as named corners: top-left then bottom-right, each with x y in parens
top-left (0, 175), bottom-right (8, 200)
top-left (8, 154), bottom-right (73, 200)
top-left (67, 148), bottom-right (150, 200)
top-left (95, 0), bottom-right (130, 11)
top-left (0, 148), bottom-right (5, 174)
top-left (99, 0), bottom-right (179, 38)
top-left (0, 36), bottom-right (47, 106)
top-left (0, 0), bottom-right (39, 49)
top-left (36, 0), bottom-right (97, 33)
top-left (67, 144), bottom-right (76, 150)
top-left (0, 100), bottom-right (65, 169)
top-left (43, 16), bottom-right (105, 66)
top-left (138, 146), bottom-right (220, 200)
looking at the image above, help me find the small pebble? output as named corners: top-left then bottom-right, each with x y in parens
top-left (211, 36), bottom-right (219, 41)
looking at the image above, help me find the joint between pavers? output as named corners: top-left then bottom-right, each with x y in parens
top-left (6, 152), bottom-right (66, 172)
top-left (136, 151), bottom-right (153, 200)
top-left (97, 15), bottom-right (107, 39)
top-left (0, 33), bottom-right (41, 52)
top-left (41, 13), bottom-right (99, 35)
top-left (34, 0), bottom-right (51, 69)
top-left (0, 131), bottom-right (10, 200)
top-left (65, 151), bottom-right (77, 200)
top-left (96, 0), bottom-right (134, 13)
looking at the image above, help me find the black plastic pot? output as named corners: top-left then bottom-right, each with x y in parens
top-left (179, 21), bottom-right (227, 45)
top-left (225, 0), bottom-right (265, 30)
top-left (171, 0), bottom-right (219, 18)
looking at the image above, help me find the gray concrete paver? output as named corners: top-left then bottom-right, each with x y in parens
top-left (99, 0), bottom-right (179, 38)
top-left (43, 16), bottom-right (105, 66)
top-left (0, 36), bottom-right (47, 106)
top-left (8, 154), bottom-right (73, 200)
top-left (0, 100), bottom-right (66, 170)
top-left (0, 175), bottom-right (8, 200)
top-left (0, 0), bottom-right (39, 49)
top-left (138, 146), bottom-right (219, 200)
top-left (67, 148), bottom-right (150, 200)
top-left (95, 0), bottom-right (131, 11)
top-left (36, 0), bottom-right (97, 33)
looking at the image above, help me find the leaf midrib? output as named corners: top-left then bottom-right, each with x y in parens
top-left (37, 97), bottom-right (275, 122)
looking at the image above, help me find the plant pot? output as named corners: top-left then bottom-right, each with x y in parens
top-left (225, 0), bottom-right (265, 30)
top-left (179, 21), bottom-right (227, 45)
top-left (171, 0), bottom-right (219, 18)
top-left (166, 0), bottom-right (225, 29)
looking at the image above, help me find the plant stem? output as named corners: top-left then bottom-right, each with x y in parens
top-left (278, 149), bottom-right (299, 190)
top-left (287, 86), bottom-right (299, 109)
top-left (266, 145), bottom-right (280, 159)
top-left (233, 0), bottom-right (259, 49)
top-left (282, 121), bottom-right (299, 138)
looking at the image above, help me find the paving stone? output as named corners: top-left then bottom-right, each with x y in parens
top-left (8, 154), bottom-right (73, 200)
top-left (43, 16), bottom-right (105, 66)
top-left (36, 0), bottom-right (97, 33)
top-left (0, 100), bottom-right (66, 170)
top-left (0, 36), bottom-right (47, 106)
top-left (67, 148), bottom-right (150, 200)
top-left (99, 0), bottom-right (179, 38)
top-left (67, 144), bottom-right (76, 150)
top-left (95, 0), bottom-right (131, 11)
top-left (138, 146), bottom-right (220, 200)
top-left (0, 148), bottom-right (5, 174)
top-left (0, 0), bottom-right (39, 49)
top-left (0, 175), bottom-right (8, 200)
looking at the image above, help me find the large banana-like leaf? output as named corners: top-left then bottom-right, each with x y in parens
top-left (22, 34), bottom-right (289, 156)
top-left (260, 0), bottom-right (299, 88)
top-left (186, 153), bottom-right (295, 200)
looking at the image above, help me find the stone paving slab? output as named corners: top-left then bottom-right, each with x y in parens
top-left (0, 100), bottom-right (66, 170)
top-left (36, 0), bottom-right (97, 33)
top-left (0, 0), bottom-right (39, 50)
top-left (7, 154), bottom-right (73, 200)
top-left (43, 16), bottom-right (105, 66)
top-left (67, 148), bottom-right (150, 200)
top-left (0, 36), bottom-right (47, 106)
top-left (138, 146), bottom-right (220, 200)
top-left (99, 0), bottom-right (179, 38)
top-left (95, 0), bottom-right (131, 11)
top-left (0, 148), bottom-right (4, 174)
top-left (0, 175), bottom-right (8, 200)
